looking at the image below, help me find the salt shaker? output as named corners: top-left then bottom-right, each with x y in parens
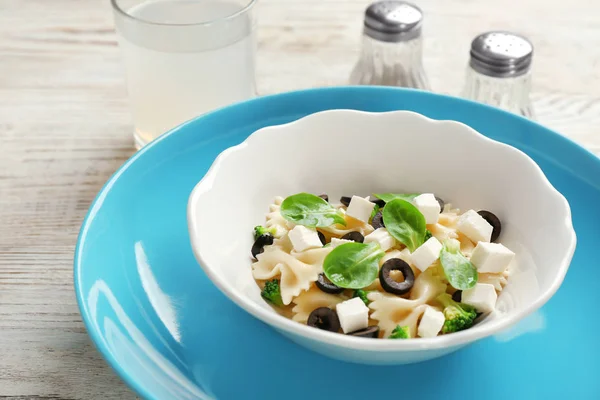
top-left (349, 1), bottom-right (430, 90)
top-left (461, 31), bottom-right (535, 118)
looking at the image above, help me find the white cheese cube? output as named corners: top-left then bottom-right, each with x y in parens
top-left (412, 193), bottom-right (441, 224)
top-left (411, 237), bottom-right (443, 272)
top-left (288, 225), bottom-right (322, 252)
top-left (329, 238), bottom-right (353, 248)
top-left (457, 209), bottom-right (493, 243)
top-left (470, 242), bottom-right (515, 273)
top-left (364, 228), bottom-right (396, 251)
top-left (417, 306), bottom-right (445, 338)
top-left (346, 195), bottom-right (375, 223)
top-left (462, 283), bottom-right (497, 313)
top-left (336, 297), bottom-right (369, 333)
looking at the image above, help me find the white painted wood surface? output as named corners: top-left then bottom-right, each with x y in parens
top-left (0, 0), bottom-right (599, 398)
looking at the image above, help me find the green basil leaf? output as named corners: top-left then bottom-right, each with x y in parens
top-left (369, 203), bottom-right (380, 223)
top-left (382, 199), bottom-right (426, 252)
top-left (323, 242), bottom-right (384, 289)
top-left (373, 193), bottom-right (420, 203)
top-left (280, 193), bottom-right (346, 228)
top-left (440, 239), bottom-right (478, 290)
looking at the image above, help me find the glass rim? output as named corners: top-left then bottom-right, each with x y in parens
top-left (111, 0), bottom-right (257, 27)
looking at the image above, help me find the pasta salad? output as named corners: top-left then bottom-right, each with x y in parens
top-left (251, 193), bottom-right (513, 339)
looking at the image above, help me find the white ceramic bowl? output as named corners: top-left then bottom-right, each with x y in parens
top-left (187, 110), bottom-right (576, 365)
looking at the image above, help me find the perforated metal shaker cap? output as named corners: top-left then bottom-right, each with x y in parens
top-left (364, 1), bottom-right (423, 42)
top-left (470, 31), bottom-right (533, 77)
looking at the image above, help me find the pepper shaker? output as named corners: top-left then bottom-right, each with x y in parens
top-left (461, 31), bottom-right (535, 118)
top-left (349, 1), bottom-right (430, 90)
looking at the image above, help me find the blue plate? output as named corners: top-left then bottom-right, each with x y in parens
top-left (75, 87), bottom-right (600, 400)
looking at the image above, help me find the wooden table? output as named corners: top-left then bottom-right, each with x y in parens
top-left (1, 0), bottom-right (599, 398)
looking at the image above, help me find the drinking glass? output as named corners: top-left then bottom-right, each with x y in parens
top-left (112, 0), bottom-right (258, 148)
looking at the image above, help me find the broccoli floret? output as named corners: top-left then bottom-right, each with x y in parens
top-left (353, 289), bottom-right (369, 305)
top-left (389, 325), bottom-right (410, 339)
top-left (437, 293), bottom-right (477, 334)
top-left (261, 279), bottom-right (283, 306)
top-left (254, 225), bottom-right (276, 240)
top-left (424, 229), bottom-right (433, 241)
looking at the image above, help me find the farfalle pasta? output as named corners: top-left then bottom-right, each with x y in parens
top-left (264, 196), bottom-right (293, 238)
top-left (291, 286), bottom-right (348, 323)
top-left (252, 239), bottom-right (332, 305)
top-left (368, 269), bottom-right (448, 337)
top-left (251, 192), bottom-right (515, 339)
top-left (319, 208), bottom-right (375, 238)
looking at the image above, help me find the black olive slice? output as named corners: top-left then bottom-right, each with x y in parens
top-left (379, 258), bottom-right (415, 295)
top-left (307, 307), bottom-right (341, 332)
top-left (435, 196), bottom-right (445, 211)
top-left (318, 194), bottom-right (329, 202)
top-left (452, 290), bottom-right (462, 302)
top-left (340, 231), bottom-right (364, 243)
top-left (340, 196), bottom-right (352, 207)
top-left (318, 231), bottom-right (327, 245)
top-left (478, 210), bottom-right (501, 242)
top-left (371, 211), bottom-right (385, 229)
top-left (316, 273), bottom-right (344, 294)
top-left (251, 233), bottom-right (274, 258)
top-left (348, 326), bottom-right (380, 338)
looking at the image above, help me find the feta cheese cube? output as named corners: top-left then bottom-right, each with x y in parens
top-left (329, 238), bottom-right (353, 248)
top-left (364, 228), bottom-right (396, 251)
top-left (288, 225), bottom-right (322, 252)
top-left (412, 193), bottom-right (441, 224)
top-left (462, 283), bottom-right (497, 313)
top-left (417, 306), bottom-right (445, 338)
top-left (470, 242), bottom-right (515, 273)
top-left (457, 209), bottom-right (493, 243)
top-left (336, 297), bottom-right (369, 333)
top-left (346, 195), bottom-right (375, 223)
top-left (411, 237), bottom-right (443, 272)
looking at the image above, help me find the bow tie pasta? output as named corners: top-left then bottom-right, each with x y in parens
top-left (251, 193), bottom-right (514, 339)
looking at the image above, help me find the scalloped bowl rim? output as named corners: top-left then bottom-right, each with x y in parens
top-left (188, 109), bottom-right (576, 352)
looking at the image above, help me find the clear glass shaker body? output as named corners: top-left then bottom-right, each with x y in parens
top-left (461, 31), bottom-right (535, 119)
top-left (349, 1), bottom-right (430, 90)
top-left (461, 68), bottom-right (534, 118)
top-left (350, 35), bottom-right (430, 89)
